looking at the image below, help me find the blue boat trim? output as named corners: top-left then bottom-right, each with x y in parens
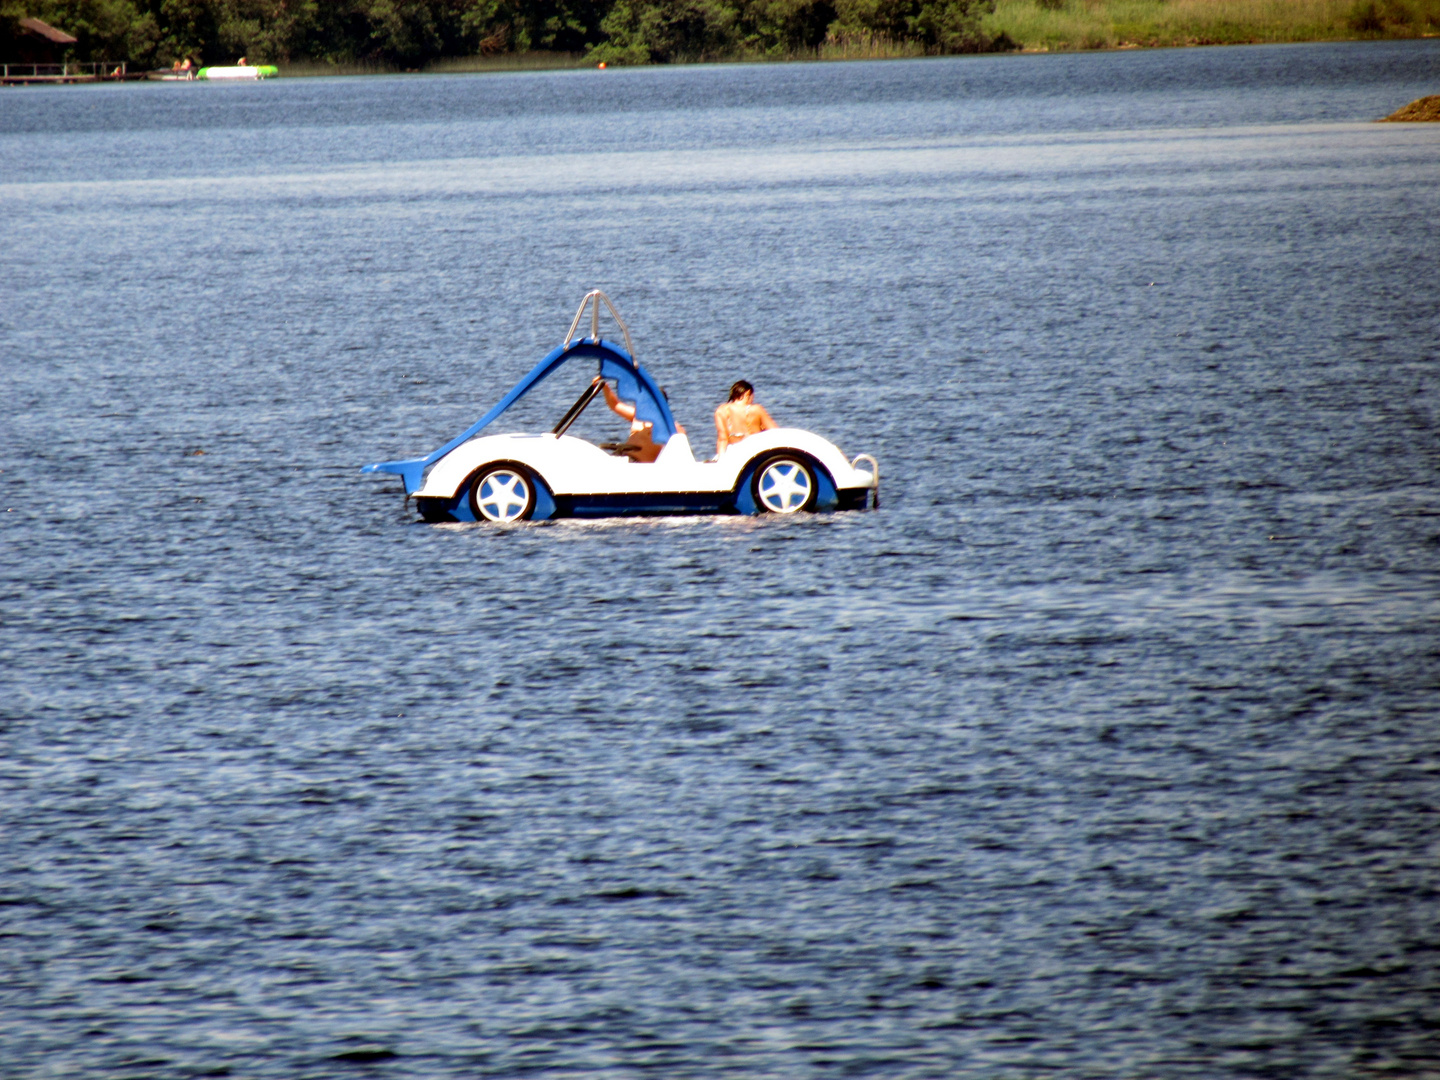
top-left (361, 337), bottom-right (678, 495)
top-left (557, 492), bottom-right (734, 517)
top-left (415, 485), bottom-right (868, 523)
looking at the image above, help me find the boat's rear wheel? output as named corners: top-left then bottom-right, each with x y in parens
top-left (753, 455), bottom-right (817, 514)
top-left (469, 465), bottom-right (536, 523)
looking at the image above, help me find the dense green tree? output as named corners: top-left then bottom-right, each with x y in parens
top-left (461, 0), bottom-right (608, 53)
top-left (145, 0), bottom-right (219, 63)
top-left (1, 0), bottom-right (1006, 66)
top-left (830, 0), bottom-right (998, 52)
top-left (589, 0), bottom-right (734, 63)
top-left (587, 0), bottom-right (832, 62)
top-left (10, 0), bottom-right (158, 61)
top-left (738, 0), bottom-right (836, 52)
top-left (212, 0), bottom-right (316, 61)
top-left (347, 0), bottom-right (454, 64)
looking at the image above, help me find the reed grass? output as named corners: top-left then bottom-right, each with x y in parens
top-left (278, 52), bottom-right (586, 78)
top-left (425, 52), bottom-right (588, 73)
top-left (814, 32), bottom-right (929, 60)
top-left (278, 58), bottom-right (397, 77)
top-left (985, 0), bottom-right (1440, 52)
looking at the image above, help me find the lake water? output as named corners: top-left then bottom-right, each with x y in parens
top-left (2, 40), bottom-right (1439, 1078)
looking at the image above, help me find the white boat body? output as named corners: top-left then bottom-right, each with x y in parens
top-left (414, 427), bottom-right (873, 517)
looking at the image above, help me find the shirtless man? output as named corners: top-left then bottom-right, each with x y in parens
top-left (592, 375), bottom-right (675, 463)
top-left (714, 380), bottom-right (777, 456)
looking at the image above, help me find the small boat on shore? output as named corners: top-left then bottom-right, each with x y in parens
top-left (197, 64), bottom-right (277, 80)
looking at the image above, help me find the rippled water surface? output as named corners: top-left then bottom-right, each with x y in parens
top-left (3, 41), bottom-right (1440, 1078)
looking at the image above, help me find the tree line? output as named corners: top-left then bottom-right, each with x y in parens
top-left (1, 0), bottom-right (1011, 68)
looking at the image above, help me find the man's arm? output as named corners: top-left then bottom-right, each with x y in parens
top-left (714, 407), bottom-right (729, 455)
top-left (595, 376), bottom-right (636, 422)
top-left (754, 405), bottom-right (777, 431)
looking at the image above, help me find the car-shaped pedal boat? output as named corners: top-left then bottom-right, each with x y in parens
top-left (362, 291), bottom-right (879, 523)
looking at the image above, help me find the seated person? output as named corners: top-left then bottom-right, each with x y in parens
top-left (593, 375), bottom-right (665, 463)
top-left (714, 380), bottom-right (776, 456)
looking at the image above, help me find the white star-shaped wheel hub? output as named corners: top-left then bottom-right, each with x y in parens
top-left (477, 471), bottom-right (529, 522)
top-left (759, 461), bottom-right (811, 513)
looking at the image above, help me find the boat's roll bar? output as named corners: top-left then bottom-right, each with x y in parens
top-left (851, 454), bottom-right (880, 508)
top-left (565, 290), bottom-right (636, 358)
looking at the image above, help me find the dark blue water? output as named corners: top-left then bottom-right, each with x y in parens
top-left (2, 41), bottom-right (1439, 1078)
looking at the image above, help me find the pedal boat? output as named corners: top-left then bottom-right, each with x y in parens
top-left (361, 291), bottom-right (879, 523)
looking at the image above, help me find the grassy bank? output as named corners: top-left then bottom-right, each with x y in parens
top-left (983, 0), bottom-right (1440, 52)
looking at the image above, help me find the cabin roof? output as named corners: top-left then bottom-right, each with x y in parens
top-left (18, 18), bottom-right (78, 44)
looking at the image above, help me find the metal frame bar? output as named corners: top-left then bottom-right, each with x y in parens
top-left (563, 290), bottom-right (636, 359)
top-left (551, 379), bottom-right (604, 437)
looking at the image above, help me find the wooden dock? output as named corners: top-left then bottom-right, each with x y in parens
top-left (1, 62), bottom-right (143, 85)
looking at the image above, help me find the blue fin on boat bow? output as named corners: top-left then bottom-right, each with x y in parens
top-left (360, 458), bottom-right (427, 495)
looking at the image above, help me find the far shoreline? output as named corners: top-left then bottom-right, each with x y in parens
top-left (267, 31), bottom-right (1440, 80)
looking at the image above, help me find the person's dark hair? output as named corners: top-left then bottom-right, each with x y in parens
top-left (728, 380), bottom-right (754, 402)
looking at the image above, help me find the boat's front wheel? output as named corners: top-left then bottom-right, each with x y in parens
top-left (753, 455), bottom-right (817, 514)
top-left (470, 465), bottom-right (536, 523)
